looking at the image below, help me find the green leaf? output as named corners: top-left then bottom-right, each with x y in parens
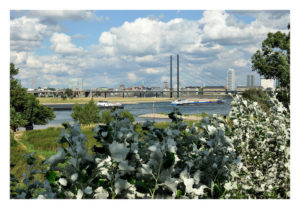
top-left (176, 189), bottom-right (182, 198)
top-left (45, 171), bottom-right (57, 184)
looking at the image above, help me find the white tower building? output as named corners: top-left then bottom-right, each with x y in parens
top-left (227, 68), bottom-right (235, 91)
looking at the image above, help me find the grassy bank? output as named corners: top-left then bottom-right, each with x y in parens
top-left (10, 125), bottom-right (101, 180)
top-left (10, 120), bottom-right (204, 180)
top-left (38, 97), bottom-right (174, 104)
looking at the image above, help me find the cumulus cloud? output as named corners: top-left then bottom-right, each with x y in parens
top-left (25, 10), bottom-right (97, 24)
top-left (10, 10), bottom-right (289, 88)
top-left (234, 59), bottom-right (248, 67)
top-left (145, 67), bottom-right (166, 75)
top-left (50, 32), bottom-right (85, 55)
top-left (128, 72), bottom-right (137, 82)
top-left (10, 16), bottom-right (53, 52)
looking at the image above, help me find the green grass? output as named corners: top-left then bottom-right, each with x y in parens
top-left (10, 119), bottom-right (206, 181)
top-left (10, 125), bottom-right (102, 180)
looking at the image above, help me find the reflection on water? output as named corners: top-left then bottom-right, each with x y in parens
top-left (34, 97), bottom-right (232, 129)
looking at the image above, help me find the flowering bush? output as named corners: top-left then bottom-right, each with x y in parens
top-left (224, 94), bottom-right (290, 198)
top-left (10, 94), bottom-right (290, 199)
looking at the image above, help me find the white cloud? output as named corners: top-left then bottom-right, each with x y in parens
top-left (234, 59), bottom-right (248, 67)
top-left (10, 10), bottom-right (290, 88)
top-left (26, 55), bottom-right (43, 68)
top-left (160, 75), bottom-right (169, 82)
top-left (145, 67), bottom-right (165, 75)
top-left (135, 55), bottom-right (155, 63)
top-left (10, 16), bottom-right (52, 52)
top-left (50, 32), bottom-right (85, 55)
top-left (10, 51), bottom-right (28, 65)
top-left (128, 72), bottom-right (137, 82)
top-left (25, 10), bottom-right (96, 23)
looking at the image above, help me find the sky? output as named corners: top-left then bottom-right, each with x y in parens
top-left (10, 10), bottom-right (290, 89)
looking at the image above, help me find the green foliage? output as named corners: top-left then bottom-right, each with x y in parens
top-left (251, 24), bottom-right (290, 107)
top-left (10, 63), bottom-right (55, 131)
top-left (64, 88), bottom-right (73, 98)
top-left (120, 110), bottom-right (135, 123)
top-left (23, 94), bottom-right (55, 128)
top-left (10, 94), bottom-right (290, 199)
top-left (241, 88), bottom-right (271, 112)
top-left (99, 109), bottom-right (114, 124)
top-left (71, 99), bottom-right (101, 125)
top-left (100, 109), bottom-right (135, 124)
top-left (10, 107), bottom-right (27, 131)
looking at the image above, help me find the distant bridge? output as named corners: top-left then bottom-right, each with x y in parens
top-left (27, 89), bottom-right (243, 98)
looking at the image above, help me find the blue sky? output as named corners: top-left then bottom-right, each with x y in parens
top-left (10, 10), bottom-right (290, 89)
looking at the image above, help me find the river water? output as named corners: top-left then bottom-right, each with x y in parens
top-left (34, 97), bottom-right (232, 129)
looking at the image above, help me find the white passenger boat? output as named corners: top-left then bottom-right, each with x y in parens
top-left (171, 99), bottom-right (224, 106)
top-left (171, 99), bottom-right (194, 105)
top-left (96, 101), bottom-right (123, 108)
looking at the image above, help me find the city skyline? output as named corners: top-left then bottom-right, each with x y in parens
top-left (10, 10), bottom-right (289, 89)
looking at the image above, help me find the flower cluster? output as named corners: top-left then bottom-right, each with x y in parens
top-left (224, 94), bottom-right (290, 198)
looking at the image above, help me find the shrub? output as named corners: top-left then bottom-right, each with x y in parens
top-left (100, 109), bottom-right (135, 124)
top-left (71, 99), bottom-right (101, 125)
top-left (224, 94), bottom-right (290, 198)
top-left (241, 88), bottom-right (271, 112)
top-left (10, 94), bottom-right (290, 199)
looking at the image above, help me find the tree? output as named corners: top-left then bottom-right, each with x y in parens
top-left (70, 99), bottom-right (101, 125)
top-left (10, 63), bottom-right (55, 131)
top-left (10, 106), bottom-right (27, 132)
top-left (22, 94), bottom-right (55, 130)
top-left (64, 88), bottom-right (73, 98)
top-left (251, 24), bottom-right (290, 107)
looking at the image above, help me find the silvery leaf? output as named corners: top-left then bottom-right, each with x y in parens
top-left (118, 160), bottom-right (135, 172)
top-left (101, 132), bottom-right (108, 137)
top-left (109, 141), bottom-right (130, 162)
top-left (138, 163), bottom-right (152, 175)
top-left (84, 186), bottom-right (93, 195)
top-left (114, 179), bottom-right (130, 195)
top-left (193, 185), bottom-right (208, 196)
top-left (43, 148), bottom-right (65, 166)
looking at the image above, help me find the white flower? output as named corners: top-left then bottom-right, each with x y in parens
top-left (37, 195), bottom-right (45, 199)
top-left (232, 119), bottom-right (239, 126)
top-left (58, 178), bottom-right (67, 186)
top-left (76, 189), bottom-right (83, 199)
top-left (224, 182), bottom-right (233, 190)
top-left (94, 187), bottom-right (109, 199)
top-left (71, 173), bottom-right (78, 181)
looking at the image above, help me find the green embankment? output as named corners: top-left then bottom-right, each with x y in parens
top-left (10, 125), bottom-right (101, 180)
top-left (10, 120), bottom-right (207, 180)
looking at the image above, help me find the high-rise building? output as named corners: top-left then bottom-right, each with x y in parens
top-left (247, 75), bottom-right (254, 87)
top-left (227, 68), bottom-right (235, 91)
top-left (69, 78), bottom-right (83, 90)
top-left (163, 81), bottom-right (169, 89)
top-left (120, 84), bottom-right (125, 90)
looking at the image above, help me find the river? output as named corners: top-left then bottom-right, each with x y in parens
top-left (33, 97), bottom-right (232, 129)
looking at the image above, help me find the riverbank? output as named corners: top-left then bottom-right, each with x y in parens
top-left (138, 113), bottom-right (203, 121)
top-left (38, 97), bottom-right (174, 104)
